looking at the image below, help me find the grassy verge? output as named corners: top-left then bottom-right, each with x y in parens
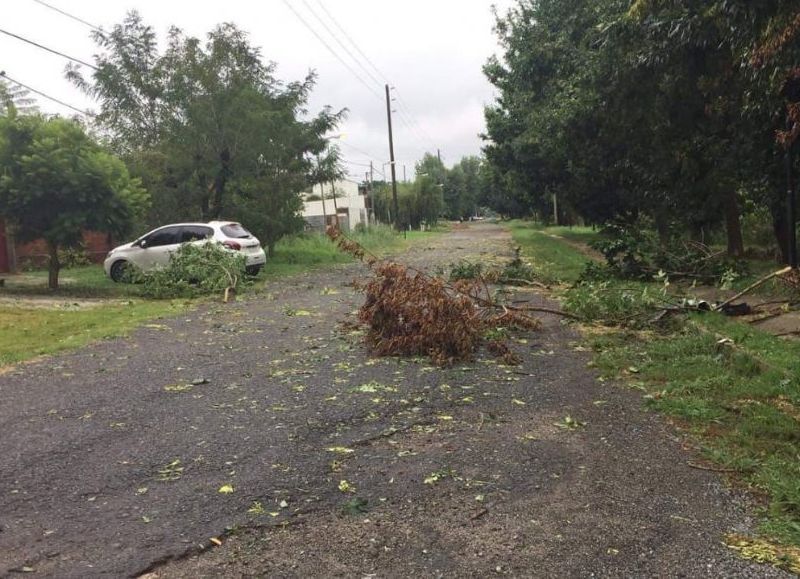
top-left (510, 220), bottom-right (800, 552)
top-left (0, 300), bottom-right (188, 367)
top-left (506, 221), bottom-right (599, 283)
top-left (260, 224), bottom-right (407, 279)
top-left (591, 321), bottom-right (800, 546)
top-left (0, 225), bottom-right (438, 367)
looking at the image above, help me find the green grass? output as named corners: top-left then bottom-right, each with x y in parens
top-left (6, 265), bottom-right (145, 298)
top-left (0, 224), bottom-right (439, 367)
top-left (539, 224), bottom-right (601, 247)
top-left (259, 225), bottom-right (406, 279)
top-left (508, 221), bottom-right (800, 549)
top-left (591, 318), bottom-right (800, 546)
top-left (0, 300), bottom-right (188, 367)
top-left (507, 221), bottom-right (599, 283)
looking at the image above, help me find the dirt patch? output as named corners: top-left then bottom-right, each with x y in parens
top-left (0, 296), bottom-right (125, 310)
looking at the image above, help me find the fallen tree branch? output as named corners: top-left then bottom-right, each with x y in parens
top-left (687, 461), bottom-right (739, 473)
top-left (714, 267), bottom-right (793, 312)
top-left (503, 304), bottom-right (583, 320)
top-left (500, 277), bottom-right (549, 289)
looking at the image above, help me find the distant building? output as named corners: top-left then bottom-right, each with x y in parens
top-left (301, 179), bottom-right (371, 232)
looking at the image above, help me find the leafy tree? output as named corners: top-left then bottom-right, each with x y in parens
top-left (69, 12), bottom-right (343, 246)
top-left (483, 0), bottom-right (800, 259)
top-left (0, 114), bottom-right (147, 288)
top-left (308, 142), bottom-right (347, 227)
top-left (373, 174), bottom-right (443, 229)
top-left (0, 77), bottom-right (38, 116)
top-left (443, 156), bottom-right (482, 219)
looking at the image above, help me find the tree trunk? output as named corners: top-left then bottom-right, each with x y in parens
top-left (689, 221), bottom-right (705, 243)
top-left (772, 204), bottom-right (790, 264)
top-left (330, 182), bottom-right (339, 227)
top-left (321, 184), bottom-right (328, 229)
top-left (724, 189), bottom-right (745, 257)
top-left (47, 242), bottom-right (60, 290)
top-left (654, 211), bottom-right (670, 246)
top-left (210, 148), bottom-right (231, 219)
top-left (268, 242), bottom-right (275, 258)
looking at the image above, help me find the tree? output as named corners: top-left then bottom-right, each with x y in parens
top-left (69, 12), bottom-right (343, 243)
top-left (482, 0), bottom-right (800, 259)
top-left (0, 77), bottom-right (38, 116)
top-left (309, 143), bottom-right (347, 227)
top-left (0, 114), bottom-right (147, 288)
top-left (443, 156), bottom-right (482, 219)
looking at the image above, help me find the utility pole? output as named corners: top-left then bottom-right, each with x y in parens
top-left (368, 161), bottom-right (375, 225)
top-left (437, 148), bottom-right (441, 163)
top-left (385, 84), bottom-right (400, 230)
top-left (365, 171), bottom-right (370, 225)
top-left (786, 127), bottom-right (797, 267)
top-left (403, 164), bottom-right (406, 183)
top-left (552, 192), bottom-right (559, 226)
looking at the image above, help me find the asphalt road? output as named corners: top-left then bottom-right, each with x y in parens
top-left (0, 224), bottom-right (787, 578)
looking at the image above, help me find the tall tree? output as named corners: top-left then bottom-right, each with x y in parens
top-left (483, 0), bottom-right (800, 258)
top-left (0, 77), bottom-right (38, 116)
top-left (69, 12), bottom-right (343, 240)
top-left (0, 114), bottom-right (147, 288)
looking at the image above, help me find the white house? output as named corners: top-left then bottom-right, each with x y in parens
top-left (301, 179), bottom-right (370, 232)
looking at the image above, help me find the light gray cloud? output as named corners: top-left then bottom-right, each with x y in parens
top-left (1, 0), bottom-right (513, 175)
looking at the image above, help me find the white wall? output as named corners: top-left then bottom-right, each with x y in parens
top-left (302, 180), bottom-right (366, 231)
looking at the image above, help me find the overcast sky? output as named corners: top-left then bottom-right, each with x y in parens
top-left (1, 0), bottom-right (512, 181)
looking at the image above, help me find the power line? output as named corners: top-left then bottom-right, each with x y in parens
top-left (0, 71), bottom-right (93, 116)
top-left (30, 0), bottom-right (103, 33)
top-left (281, 0), bottom-right (382, 101)
top-left (345, 160), bottom-right (374, 168)
top-left (312, 0), bottom-right (389, 85)
top-left (338, 140), bottom-right (385, 164)
top-left (299, 0), bottom-right (383, 88)
top-left (393, 88), bottom-right (438, 151)
top-left (0, 28), bottom-right (98, 70)
top-left (306, 1), bottom-right (435, 155)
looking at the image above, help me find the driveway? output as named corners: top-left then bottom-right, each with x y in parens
top-left (0, 223), bottom-right (785, 577)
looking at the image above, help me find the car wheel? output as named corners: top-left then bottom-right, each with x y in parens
top-left (110, 260), bottom-right (131, 283)
top-left (245, 265), bottom-right (263, 276)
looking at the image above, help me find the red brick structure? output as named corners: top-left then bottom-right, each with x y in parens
top-left (0, 219), bottom-right (113, 273)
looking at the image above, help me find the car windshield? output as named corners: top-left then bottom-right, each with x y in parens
top-left (221, 223), bottom-right (252, 239)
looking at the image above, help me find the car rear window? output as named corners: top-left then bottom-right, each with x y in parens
top-left (221, 223), bottom-right (252, 239)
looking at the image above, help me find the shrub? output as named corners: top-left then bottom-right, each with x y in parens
top-left (563, 280), bottom-right (677, 329)
top-left (133, 242), bottom-right (247, 299)
top-left (59, 244), bottom-right (92, 268)
top-left (449, 260), bottom-right (483, 281)
top-left (498, 246), bottom-right (539, 285)
top-left (586, 223), bottom-right (747, 284)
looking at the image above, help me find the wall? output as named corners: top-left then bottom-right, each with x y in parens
top-left (0, 219), bottom-right (113, 272)
top-left (302, 180), bottom-right (367, 233)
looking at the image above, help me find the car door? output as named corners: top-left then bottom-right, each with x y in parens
top-left (138, 226), bottom-right (182, 270)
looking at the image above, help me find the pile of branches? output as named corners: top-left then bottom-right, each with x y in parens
top-left (585, 224), bottom-right (746, 284)
top-left (327, 227), bottom-right (541, 365)
top-left (131, 242), bottom-right (246, 301)
top-left (447, 248), bottom-right (548, 288)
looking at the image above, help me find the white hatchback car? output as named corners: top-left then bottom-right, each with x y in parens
top-left (104, 221), bottom-right (267, 282)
